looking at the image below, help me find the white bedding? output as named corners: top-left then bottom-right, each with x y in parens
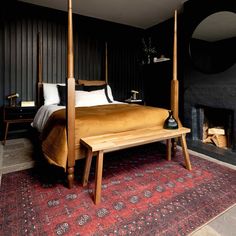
top-left (32, 101), bottom-right (124, 132)
top-left (32, 105), bottom-right (63, 132)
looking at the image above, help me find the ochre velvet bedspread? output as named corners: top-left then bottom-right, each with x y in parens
top-left (41, 104), bottom-right (169, 170)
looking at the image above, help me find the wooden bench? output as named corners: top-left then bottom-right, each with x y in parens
top-left (81, 126), bottom-right (191, 204)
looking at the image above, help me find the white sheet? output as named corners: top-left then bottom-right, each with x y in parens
top-left (32, 101), bottom-right (124, 132)
top-left (32, 105), bottom-right (63, 132)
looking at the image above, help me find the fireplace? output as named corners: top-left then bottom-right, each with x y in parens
top-left (184, 85), bottom-right (236, 153)
top-left (191, 106), bottom-right (233, 149)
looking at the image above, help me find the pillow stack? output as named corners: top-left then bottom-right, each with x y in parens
top-left (43, 80), bottom-right (114, 107)
top-left (57, 84), bottom-right (84, 106)
top-left (77, 80), bottom-right (114, 102)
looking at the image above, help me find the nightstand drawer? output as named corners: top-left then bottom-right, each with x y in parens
top-left (4, 106), bottom-right (37, 120)
top-left (5, 112), bottom-right (35, 120)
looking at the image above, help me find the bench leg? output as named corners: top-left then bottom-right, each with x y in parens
top-left (166, 139), bottom-right (171, 161)
top-left (94, 150), bottom-right (104, 205)
top-left (82, 149), bottom-right (93, 187)
top-left (171, 138), bottom-right (177, 157)
top-left (180, 134), bottom-right (192, 171)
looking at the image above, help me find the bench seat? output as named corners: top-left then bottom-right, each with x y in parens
top-left (81, 126), bottom-right (191, 204)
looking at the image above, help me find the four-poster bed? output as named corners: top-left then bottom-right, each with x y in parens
top-left (34, 0), bottom-right (192, 199)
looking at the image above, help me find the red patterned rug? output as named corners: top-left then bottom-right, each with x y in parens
top-left (1, 144), bottom-right (236, 236)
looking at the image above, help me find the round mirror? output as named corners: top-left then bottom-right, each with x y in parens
top-left (189, 11), bottom-right (236, 74)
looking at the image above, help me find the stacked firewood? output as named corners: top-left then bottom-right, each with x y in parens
top-left (203, 126), bottom-right (227, 148)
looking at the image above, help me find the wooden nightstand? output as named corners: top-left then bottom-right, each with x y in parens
top-left (2, 106), bottom-right (37, 145)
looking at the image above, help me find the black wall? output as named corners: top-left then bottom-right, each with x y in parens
top-left (0, 0), bottom-right (144, 108)
top-left (143, 14), bottom-right (186, 116)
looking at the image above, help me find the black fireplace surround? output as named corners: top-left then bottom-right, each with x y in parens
top-left (184, 85), bottom-right (236, 151)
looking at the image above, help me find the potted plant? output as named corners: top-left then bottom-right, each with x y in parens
top-left (142, 37), bottom-right (157, 64)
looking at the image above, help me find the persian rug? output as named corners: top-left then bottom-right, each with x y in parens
top-left (0, 144), bottom-right (236, 236)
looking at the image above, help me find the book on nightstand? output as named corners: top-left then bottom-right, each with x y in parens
top-left (21, 101), bottom-right (35, 107)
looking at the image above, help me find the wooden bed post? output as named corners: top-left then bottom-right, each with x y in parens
top-left (171, 10), bottom-right (179, 123)
top-left (171, 10), bottom-right (179, 155)
top-left (67, 0), bottom-right (75, 188)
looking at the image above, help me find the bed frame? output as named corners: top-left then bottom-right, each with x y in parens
top-left (37, 0), bottom-right (190, 189)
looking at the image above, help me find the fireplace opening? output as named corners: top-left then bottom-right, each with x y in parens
top-left (194, 106), bottom-right (234, 149)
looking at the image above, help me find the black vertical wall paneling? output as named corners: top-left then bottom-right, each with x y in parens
top-left (16, 20), bottom-right (22, 100)
top-left (108, 39), bottom-right (143, 101)
top-left (0, 16), bottom-right (5, 136)
top-left (57, 23), bottom-right (62, 82)
top-left (109, 41), bottom-right (127, 100)
top-left (78, 34), bottom-right (84, 80)
top-left (32, 18), bottom-right (37, 100)
top-left (27, 18), bottom-right (33, 100)
top-left (61, 22), bottom-right (67, 83)
top-left (10, 21), bottom-right (16, 97)
top-left (4, 20), bottom-right (10, 101)
top-left (1, 1), bottom-right (145, 105)
top-left (0, 17), bottom-right (4, 106)
top-left (42, 19), bottom-right (48, 83)
top-left (74, 16), bottom-right (103, 82)
top-left (21, 18), bottom-right (27, 101)
top-left (75, 32), bottom-right (103, 82)
top-left (86, 37), bottom-right (90, 80)
top-left (57, 22), bottom-right (66, 83)
top-left (0, 14), bottom-right (4, 134)
top-left (52, 22), bottom-right (57, 83)
top-left (74, 23), bottom-right (79, 81)
top-left (47, 21), bottom-right (52, 82)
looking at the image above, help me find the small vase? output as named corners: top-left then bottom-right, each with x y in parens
top-left (164, 111), bottom-right (178, 129)
top-left (147, 55), bottom-right (151, 64)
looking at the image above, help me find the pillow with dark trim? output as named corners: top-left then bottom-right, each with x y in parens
top-left (57, 84), bottom-right (84, 106)
top-left (83, 84), bottom-right (112, 103)
top-left (43, 83), bottom-right (65, 105)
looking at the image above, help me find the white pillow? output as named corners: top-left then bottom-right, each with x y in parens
top-left (107, 85), bottom-right (114, 102)
top-left (75, 89), bottom-right (109, 107)
top-left (43, 83), bottom-right (65, 105)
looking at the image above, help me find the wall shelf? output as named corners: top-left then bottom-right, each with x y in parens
top-left (153, 57), bottom-right (170, 63)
